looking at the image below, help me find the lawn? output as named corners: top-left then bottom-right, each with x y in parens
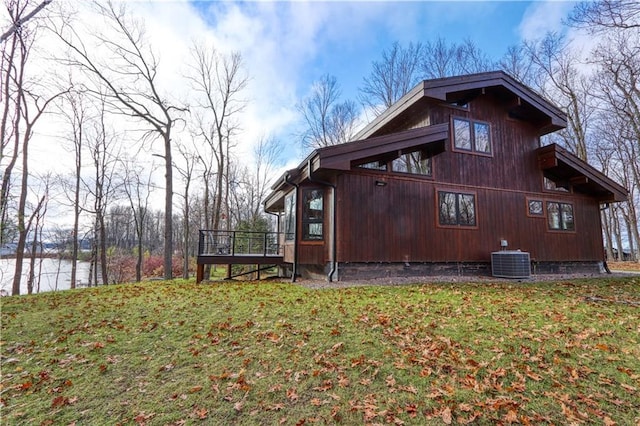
top-left (1, 277), bottom-right (639, 425)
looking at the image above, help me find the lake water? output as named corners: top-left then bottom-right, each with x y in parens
top-left (0, 258), bottom-right (93, 295)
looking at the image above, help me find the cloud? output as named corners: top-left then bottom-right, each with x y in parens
top-left (518, 0), bottom-right (575, 40)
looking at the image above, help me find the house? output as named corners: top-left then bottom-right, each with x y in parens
top-left (259, 71), bottom-right (628, 281)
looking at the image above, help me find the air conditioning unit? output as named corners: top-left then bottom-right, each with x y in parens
top-left (491, 251), bottom-right (531, 279)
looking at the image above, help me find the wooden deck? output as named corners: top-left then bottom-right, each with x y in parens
top-left (196, 230), bottom-right (285, 282)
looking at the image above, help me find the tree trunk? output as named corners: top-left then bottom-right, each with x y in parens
top-left (11, 124), bottom-right (31, 296)
top-left (164, 131), bottom-right (173, 280)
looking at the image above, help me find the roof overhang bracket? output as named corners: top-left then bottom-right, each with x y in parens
top-left (570, 175), bottom-right (589, 185)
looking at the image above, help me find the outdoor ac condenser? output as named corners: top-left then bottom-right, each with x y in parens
top-left (491, 251), bottom-right (531, 279)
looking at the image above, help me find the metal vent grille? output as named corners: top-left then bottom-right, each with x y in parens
top-left (491, 251), bottom-right (531, 279)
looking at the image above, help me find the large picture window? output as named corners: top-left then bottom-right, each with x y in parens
top-left (302, 189), bottom-right (324, 240)
top-left (547, 201), bottom-right (574, 231)
top-left (438, 191), bottom-right (476, 227)
top-left (284, 193), bottom-right (296, 241)
top-left (453, 118), bottom-right (492, 154)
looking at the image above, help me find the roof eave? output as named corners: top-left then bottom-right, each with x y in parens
top-left (537, 144), bottom-right (628, 203)
top-left (355, 71), bottom-right (568, 140)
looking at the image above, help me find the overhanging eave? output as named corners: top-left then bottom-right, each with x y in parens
top-left (537, 144), bottom-right (627, 203)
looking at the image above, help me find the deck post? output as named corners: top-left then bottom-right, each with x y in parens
top-left (196, 264), bottom-right (204, 283)
top-left (226, 264), bottom-right (231, 280)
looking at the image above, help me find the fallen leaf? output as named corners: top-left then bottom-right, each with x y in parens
top-left (442, 407), bottom-right (452, 425)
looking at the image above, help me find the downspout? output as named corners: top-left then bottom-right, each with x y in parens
top-left (284, 173), bottom-right (299, 282)
top-left (307, 159), bottom-right (338, 282)
top-left (600, 202), bottom-right (612, 274)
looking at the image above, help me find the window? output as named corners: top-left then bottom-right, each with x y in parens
top-left (544, 176), bottom-right (570, 192)
top-left (284, 193), bottom-right (296, 241)
top-left (453, 119), bottom-right (472, 150)
top-left (474, 122), bottom-right (491, 153)
top-left (357, 160), bottom-right (387, 171)
top-left (453, 118), bottom-right (492, 154)
top-left (392, 151), bottom-right (432, 176)
top-left (527, 199), bottom-right (544, 216)
top-left (302, 189), bottom-right (323, 240)
top-left (547, 201), bottom-right (574, 231)
top-left (438, 191), bottom-right (476, 227)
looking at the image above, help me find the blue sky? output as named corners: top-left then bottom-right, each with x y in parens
top-left (179, 0), bottom-right (575, 163)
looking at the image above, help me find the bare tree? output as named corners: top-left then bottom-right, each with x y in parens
top-left (58, 86), bottom-right (90, 289)
top-left (564, 0), bottom-right (640, 261)
top-left (524, 33), bottom-right (593, 160)
top-left (421, 37), bottom-right (493, 79)
top-left (298, 74), bottom-right (359, 150)
top-left (175, 142), bottom-right (197, 279)
top-left (52, 0), bottom-right (186, 279)
top-left (360, 41), bottom-right (424, 114)
top-left (230, 136), bottom-right (281, 227)
top-left (497, 44), bottom-right (537, 87)
top-left (185, 42), bottom-right (247, 235)
top-left (83, 99), bottom-right (122, 285)
top-left (360, 39), bottom-right (492, 117)
top-left (0, 0), bottom-right (51, 43)
top-left (25, 172), bottom-right (51, 294)
top-left (591, 31), bottom-right (640, 260)
top-left (2, 0), bottom-right (66, 295)
top-left (568, 0), bottom-right (640, 32)
top-left (120, 156), bottom-right (155, 282)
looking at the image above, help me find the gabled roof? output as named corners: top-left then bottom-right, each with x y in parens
top-left (537, 144), bottom-right (627, 202)
top-left (354, 71), bottom-right (567, 140)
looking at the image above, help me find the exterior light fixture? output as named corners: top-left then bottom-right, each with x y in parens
top-left (375, 180), bottom-right (387, 187)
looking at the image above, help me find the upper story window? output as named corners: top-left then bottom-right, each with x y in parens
top-left (438, 190), bottom-right (477, 227)
top-left (391, 151), bottom-right (432, 176)
top-left (357, 160), bottom-right (387, 171)
top-left (453, 118), bottom-right (492, 155)
top-left (302, 189), bottom-right (324, 240)
top-left (284, 193), bottom-right (296, 241)
top-left (356, 150), bottom-right (432, 177)
top-left (544, 175), bottom-right (570, 192)
top-left (547, 201), bottom-right (574, 231)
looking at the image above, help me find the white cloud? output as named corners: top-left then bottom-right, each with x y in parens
top-left (518, 0), bottom-right (575, 41)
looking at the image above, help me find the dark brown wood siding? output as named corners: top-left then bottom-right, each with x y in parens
top-left (335, 94), bottom-right (605, 264)
top-left (336, 172), bottom-right (604, 263)
top-left (428, 94), bottom-right (542, 193)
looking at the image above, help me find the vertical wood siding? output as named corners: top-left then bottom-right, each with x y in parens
top-left (336, 94), bottom-right (604, 264)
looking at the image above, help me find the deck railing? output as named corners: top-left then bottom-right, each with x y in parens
top-left (198, 230), bottom-right (282, 257)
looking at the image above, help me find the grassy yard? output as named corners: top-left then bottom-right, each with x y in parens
top-left (1, 277), bottom-right (639, 425)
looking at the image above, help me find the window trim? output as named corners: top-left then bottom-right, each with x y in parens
top-left (451, 116), bottom-right (493, 156)
top-left (526, 197), bottom-right (545, 218)
top-left (546, 200), bottom-right (576, 233)
top-left (436, 188), bottom-right (479, 229)
top-left (390, 150), bottom-right (433, 177)
top-left (301, 188), bottom-right (324, 241)
top-left (355, 152), bottom-right (435, 180)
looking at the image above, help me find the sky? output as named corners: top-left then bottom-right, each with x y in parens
top-left (180, 0), bottom-right (575, 163)
top-left (81, 0), bottom-right (577, 168)
top-left (3, 0), bottom-right (583, 225)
